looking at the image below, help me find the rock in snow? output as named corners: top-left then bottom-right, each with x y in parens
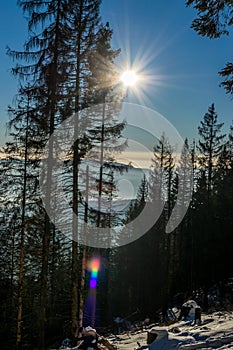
top-left (108, 311), bottom-right (233, 349)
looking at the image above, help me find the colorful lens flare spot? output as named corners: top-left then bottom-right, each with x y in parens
top-left (89, 258), bottom-right (100, 289)
top-left (90, 279), bottom-right (97, 289)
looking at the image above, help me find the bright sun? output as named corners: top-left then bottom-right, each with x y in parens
top-left (120, 70), bottom-right (138, 87)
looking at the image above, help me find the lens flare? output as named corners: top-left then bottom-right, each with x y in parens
top-left (89, 258), bottom-right (100, 289)
top-left (90, 279), bottom-right (97, 289)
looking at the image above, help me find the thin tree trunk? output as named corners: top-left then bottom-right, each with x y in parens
top-left (51, 224), bottom-right (56, 311)
top-left (16, 92), bottom-right (30, 349)
top-left (38, 215), bottom-right (51, 350)
top-left (78, 165), bottom-right (89, 329)
top-left (71, 11), bottom-right (82, 333)
top-left (38, 104), bottom-right (55, 350)
top-left (38, 3), bottom-right (61, 347)
top-left (72, 131), bottom-right (79, 336)
top-left (97, 97), bottom-right (106, 229)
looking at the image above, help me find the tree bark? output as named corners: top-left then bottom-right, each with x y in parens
top-left (16, 92), bottom-right (30, 349)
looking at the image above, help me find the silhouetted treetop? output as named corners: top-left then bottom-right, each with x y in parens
top-left (186, 0), bottom-right (233, 38)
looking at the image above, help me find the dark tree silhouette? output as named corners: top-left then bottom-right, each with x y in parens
top-left (197, 103), bottom-right (226, 196)
top-left (186, 0), bottom-right (233, 96)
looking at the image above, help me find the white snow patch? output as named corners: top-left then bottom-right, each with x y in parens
top-left (108, 311), bottom-right (233, 350)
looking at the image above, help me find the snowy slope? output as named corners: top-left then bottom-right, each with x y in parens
top-left (108, 311), bottom-right (233, 350)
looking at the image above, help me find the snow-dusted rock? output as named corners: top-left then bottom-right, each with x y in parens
top-left (106, 311), bottom-right (233, 350)
top-left (148, 328), bottom-right (195, 350)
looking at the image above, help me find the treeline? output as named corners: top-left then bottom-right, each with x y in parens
top-left (0, 1), bottom-right (233, 350)
top-left (109, 103), bottom-right (233, 320)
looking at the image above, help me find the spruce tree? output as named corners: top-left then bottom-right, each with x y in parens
top-left (186, 0), bottom-right (233, 96)
top-left (8, 1), bottom-right (73, 347)
top-left (168, 138), bottom-right (193, 296)
top-left (211, 122), bottom-right (233, 283)
top-left (197, 103), bottom-right (226, 197)
top-left (191, 104), bottom-right (226, 305)
top-left (78, 22), bottom-right (126, 327)
top-left (149, 134), bottom-right (175, 317)
top-left (66, 0), bottom-right (100, 334)
top-left (1, 84), bottom-right (45, 348)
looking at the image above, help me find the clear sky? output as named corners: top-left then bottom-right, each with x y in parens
top-left (0, 0), bottom-right (232, 146)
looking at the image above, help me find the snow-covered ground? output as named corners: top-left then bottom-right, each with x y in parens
top-left (107, 311), bottom-right (233, 350)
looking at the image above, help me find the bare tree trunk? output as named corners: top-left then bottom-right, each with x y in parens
top-left (97, 98), bottom-right (106, 230)
top-left (16, 92), bottom-right (30, 349)
top-left (78, 165), bottom-right (89, 329)
top-left (38, 102), bottom-right (56, 350)
top-left (71, 103), bottom-right (80, 336)
top-left (71, 23), bottom-right (81, 335)
top-left (38, 3), bottom-right (61, 346)
top-left (72, 131), bottom-right (79, 336)
top-left (38, 216), bottom-right (51, 350)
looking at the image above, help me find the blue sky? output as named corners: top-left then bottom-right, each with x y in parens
top-left (0, 0), bottom-right (232, 145)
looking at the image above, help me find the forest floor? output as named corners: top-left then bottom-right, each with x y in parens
top-left (106, 310), bottom-right (233, 349)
